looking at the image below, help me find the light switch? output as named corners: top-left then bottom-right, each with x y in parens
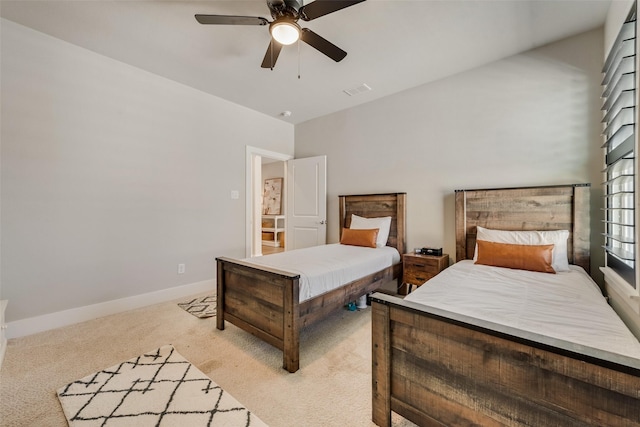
top-left (230, 190), bottom-right (239, 200)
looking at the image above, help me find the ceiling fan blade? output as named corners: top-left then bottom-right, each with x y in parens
top-left (299, 0), bottom-right (366, 21)
top-left (195, 14), bottom-right (269, 26)
top-left (261, 40), bottom-right (283, 69)
top-left (300, 28), bottom-right (347, 62)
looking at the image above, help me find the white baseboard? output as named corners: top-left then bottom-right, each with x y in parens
top-left (0, 338), bottom-right (6, 372)
top-left (0, 300), bottom-right (7, 370)
top-left (0, 336), bottom-right (6, 371)
top-left (5, 280), bottom-right (214, 340)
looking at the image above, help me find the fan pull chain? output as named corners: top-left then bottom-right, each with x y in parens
top-left (297, 39), bottom-right (301, 79)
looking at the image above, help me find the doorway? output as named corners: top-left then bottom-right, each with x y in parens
top-left (261, 158), bottom-right (286, 255)
top-left (245, 146), bottom-right (293, 258)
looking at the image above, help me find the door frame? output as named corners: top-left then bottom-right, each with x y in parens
top-left (245, 146), bottom-right (293, 257)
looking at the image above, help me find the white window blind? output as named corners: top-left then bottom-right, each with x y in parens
top-left (602, 8), bottom-right (637, 288)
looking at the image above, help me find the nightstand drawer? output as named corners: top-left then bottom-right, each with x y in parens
top-left (401, 253), bottom-right (449, 294)
top-left (405, 257), bottom-right (441, 271)
top-left (404, 270), bottom-right (436, 286)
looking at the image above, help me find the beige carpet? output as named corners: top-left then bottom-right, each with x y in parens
top-left (0, 293), bottom-right (416, 427)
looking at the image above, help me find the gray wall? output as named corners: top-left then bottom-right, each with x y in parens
top-left (1, 19), bottom-right (294, 322)
top-left (0, 20), bottom-right (609, 327)
top-left (295, 28), bottom-right (605, 284)
top-left (262, 161), bottom-right (286, 214)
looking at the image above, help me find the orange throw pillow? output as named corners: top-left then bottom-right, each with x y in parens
top-left (475, 240), bottom-right (556, 274)
top-left (340, 228), bottom-right (379, 248)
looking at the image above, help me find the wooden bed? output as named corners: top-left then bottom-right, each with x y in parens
top-left (371, 184), bottom-right (640, 427)
top-left (216, 193), bottom-right (406, 373)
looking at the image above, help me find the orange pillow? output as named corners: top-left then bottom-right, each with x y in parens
top-left (475, 240), bottom-right (556, 274)
top-left (340, 228), bottom-right (379, 248)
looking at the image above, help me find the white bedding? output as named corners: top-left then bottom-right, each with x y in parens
top-left (405, 260), bottom-right (640, 359)
top-left (244, 243), bottom-right (401, 302)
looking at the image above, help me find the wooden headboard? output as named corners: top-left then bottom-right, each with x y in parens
top-left (455, 184), bottom-right (590, 272)
top-left (338, 193), bottom-right (407, 256)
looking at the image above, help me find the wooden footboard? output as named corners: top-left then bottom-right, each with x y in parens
top-left (217, 257), bottom-right (401, 373)
top-left (371, 293), bottom-right (640, 427)
top-left (217, 257), bottom-right (301, 372)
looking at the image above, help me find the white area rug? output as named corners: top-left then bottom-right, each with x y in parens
top-left (178, 295), bottom-right (216, 318)
top-left (57, 345), bottom-right (267, 426)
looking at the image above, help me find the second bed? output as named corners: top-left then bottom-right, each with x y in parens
top-left (371, 184), bottom-right (640, 426)
top-left (216, 192), bottom-right (406, 373)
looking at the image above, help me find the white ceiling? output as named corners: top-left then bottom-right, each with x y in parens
top-left (1, 0), bottom-right (611, 124)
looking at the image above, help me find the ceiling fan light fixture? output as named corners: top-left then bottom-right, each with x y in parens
top-left (270, 20), bottom-right (300, 45)
top-left (196, 0), bottom-right (367, 69)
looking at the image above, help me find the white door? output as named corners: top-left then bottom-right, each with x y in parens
top-left (286, 156), bottom-right (327, 250)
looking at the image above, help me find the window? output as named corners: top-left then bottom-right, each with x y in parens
top-left (602, 6), bottom-right (637, 288)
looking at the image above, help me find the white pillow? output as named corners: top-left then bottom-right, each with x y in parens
top-left (350, 214), bottom-right (392, 248)
top-left (473, 226), bottom-right (570, 272)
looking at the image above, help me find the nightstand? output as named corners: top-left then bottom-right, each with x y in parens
top-left (400, 253), bottom-right (449, 295)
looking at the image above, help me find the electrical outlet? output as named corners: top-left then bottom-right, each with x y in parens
top-left (177, 263), bottom-right (185, 274)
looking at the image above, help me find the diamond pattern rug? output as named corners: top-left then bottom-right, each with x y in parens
top-left (177, 295), bottom-right (216, 318)
top-left (57, 345), bottom-right (267, 426)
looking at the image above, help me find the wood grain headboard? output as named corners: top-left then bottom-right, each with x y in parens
top-left (338, 193), bottom-right (407, 256)
top-left (455, 184), bottom-right (590, 272)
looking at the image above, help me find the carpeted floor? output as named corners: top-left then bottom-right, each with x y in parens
top-left (0, 292), bottom-right (417, 427)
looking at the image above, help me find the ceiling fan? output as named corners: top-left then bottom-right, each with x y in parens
top-left (195, 0), bottom-right (366, 69)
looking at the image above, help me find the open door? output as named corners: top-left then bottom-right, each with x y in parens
top-left (286, 156), bottom-right (327, 250)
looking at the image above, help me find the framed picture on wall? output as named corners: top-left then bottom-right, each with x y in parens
top-left (263, 178), bottom-right (283, 215)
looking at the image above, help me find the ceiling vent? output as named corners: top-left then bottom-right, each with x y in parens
top-left (343, 83), bottom-right (372, 96)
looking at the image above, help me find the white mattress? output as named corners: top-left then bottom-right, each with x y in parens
top-left (404, 260), bottom-right (640, 359)
top-left (244, 244), bottom-right (401, 302)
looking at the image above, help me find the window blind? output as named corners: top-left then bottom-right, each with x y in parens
top-left (602, 8), bottom-right (637, 287)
